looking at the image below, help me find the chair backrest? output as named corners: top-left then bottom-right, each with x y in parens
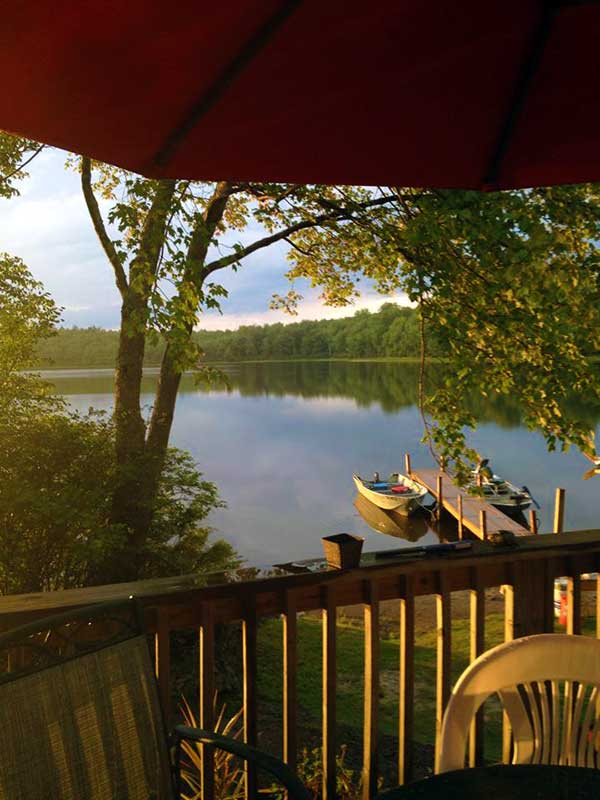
top-left (439, 633), bottom-right (600, 773)
top-left (0, 600), bottom-right (173, 800)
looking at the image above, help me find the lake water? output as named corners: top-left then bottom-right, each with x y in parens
top-left (44, 362), bottom-right (600, 566)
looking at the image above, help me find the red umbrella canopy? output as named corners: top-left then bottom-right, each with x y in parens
top-left (1, 0), bottom-right (599, 188)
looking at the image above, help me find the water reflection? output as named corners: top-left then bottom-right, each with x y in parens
top-left (354, 494), bottom-right (432, 542)
top-left (44, 362), bottom-right (600, 565)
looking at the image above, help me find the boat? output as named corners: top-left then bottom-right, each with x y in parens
top-left (470, 459), bottom-right (534, 511)
top-left (352, 471), bottom-right (428, 515)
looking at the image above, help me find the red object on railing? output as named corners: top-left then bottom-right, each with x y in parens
top-left (0, 1), bottom-right (599, 188)
top-left (559, 593), bottom-right (568, 626)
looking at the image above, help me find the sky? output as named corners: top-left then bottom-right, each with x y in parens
top-left (0, 148), bottom-right (409, 330)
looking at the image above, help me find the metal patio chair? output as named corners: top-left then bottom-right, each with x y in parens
top-left (439, 633), bottom-right (600, 772)
top-left (0, 599), bottom-right (310, 799)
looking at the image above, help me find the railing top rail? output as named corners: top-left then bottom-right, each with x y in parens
top-left (1, 530), bottom-right (600, 628)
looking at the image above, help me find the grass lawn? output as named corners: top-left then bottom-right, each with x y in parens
top-left (256, 612), bottom-right (509, 759)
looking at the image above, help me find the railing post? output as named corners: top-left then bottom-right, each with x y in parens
top-left (566, 557), bottom-right (582, 636)
top-left (434, 572), bottom-right (451, 773)
top-left (398, 575), bottom-right (415, 785)
top-left (200, 602), bottom-right (216, 800)
top-left (243, 596), bottom-right (259, 800)
top-left (283, 589), bottom-right (298, 772)
top-left (436, 475), bottom-right (443, 521)
top-left (529, 509), bottom-right (539, 534)
top-left (362, 580), bottom-right (380, 800)
top-left (457, 494), bottom-right (464, 540)
top-left (154, 607), bottom-right (171, 727)
top-left (322, 585), bottom-right (337, 800)
top-left (469, 568), bottom-right (485, 767)
top-left (554, 487), bottom-right (566, 533)
top-left (479, 509), bottom-right (487, 540)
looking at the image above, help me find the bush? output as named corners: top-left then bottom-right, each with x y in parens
top-left (0, 408), bottom-right (238, 593)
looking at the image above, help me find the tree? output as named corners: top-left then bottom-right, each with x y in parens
top-left (0, 254), bottom-right (236, 592)
top-left (0, 253), bottom-right (60, 418)
top-left (281, 186), bottom-right (600, 480)
top-left (0, 409), bottom-right (237, 593)
top-left (80, 161), bottom-right (393, 578)
top-left (0, 134), bottom-right (44, 200)
top-left (0, 134), bottom-right (54, 416)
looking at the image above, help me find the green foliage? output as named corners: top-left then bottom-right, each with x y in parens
top-left (0, 257), bottom-right (237, 591)
top-left (0, 410), bottom-right (122, 592)
top-left (179, 696), bottom-right (364, 800)
top-left (0, 253), bottom-right (61, 417)
top-left (36, 305), bottom-right (432, 366)
top-left (0, 133), bottom-right (42, 199)
top-left (269, 746), bottom-right (363, 800)
top-left (179, 697), bottom-right (245, 800)
top-left (0, 409), bottom-right (236, 593)
top-left (283, 185), bottom-right (600, 476)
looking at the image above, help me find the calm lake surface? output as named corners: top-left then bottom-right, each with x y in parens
top-left (44, 362), bottom-right (600, 566)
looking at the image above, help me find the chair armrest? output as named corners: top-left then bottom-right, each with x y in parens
top-left (173, 725), bottom-right (311, 800)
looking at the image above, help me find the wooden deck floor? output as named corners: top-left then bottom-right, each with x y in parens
top-left (413, 468), bottom-right (530, 539)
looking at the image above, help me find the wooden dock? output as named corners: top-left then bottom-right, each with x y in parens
top-left (412, 468), bottom-right (530, 540)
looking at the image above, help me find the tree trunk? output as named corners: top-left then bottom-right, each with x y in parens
top-left (93, 292), bottom-right (151, 582)
top-left (147, 343), bottom-right (182, 463)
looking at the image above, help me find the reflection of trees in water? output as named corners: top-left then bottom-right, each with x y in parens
top-left (48, 362), bottom-right (600, 431)
top-left (180, 362), bottom-right (600, 430)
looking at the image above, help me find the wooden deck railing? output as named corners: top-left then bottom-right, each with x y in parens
top-left (1, 530), bottom-right (600, 798)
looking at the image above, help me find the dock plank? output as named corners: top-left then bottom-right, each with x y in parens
top-left (413, 469), bottom-right (529, 539)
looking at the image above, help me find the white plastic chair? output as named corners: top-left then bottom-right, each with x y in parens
top-left (439, 633), bottom-right (600, 772)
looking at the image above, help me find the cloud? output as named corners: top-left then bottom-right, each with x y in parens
top-left (0, 147), bottom-right (409, 331)
top-left (197, 289), bottom-right (412, 330)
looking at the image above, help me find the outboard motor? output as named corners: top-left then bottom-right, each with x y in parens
top-left (373, 471), bottom-right (380, 483)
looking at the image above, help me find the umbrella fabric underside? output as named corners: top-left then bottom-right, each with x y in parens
top-left (1, 0), bottom-right (599, 188)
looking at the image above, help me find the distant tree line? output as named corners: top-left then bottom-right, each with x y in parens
top-left (36, 304), bottom-right (440, 367)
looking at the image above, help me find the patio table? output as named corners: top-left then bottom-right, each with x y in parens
top-left (376, 764), bottom-right (600, 799)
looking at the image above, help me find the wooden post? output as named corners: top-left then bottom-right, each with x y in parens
top-left (243, 599), bottom-right (258, 800)
top-left (479, 509), bottom-right (487, 540)
top-left (200, 603), bottom-right (216, 800)
top-left (476, 472), bottom-right (483, 489)
top-left (457, 494), bottom-right (464, 540)
top-left (362, 580), bottom-right (380, 800)
top-left (322, 586), bottom-right (337, 800)
top-left (436, 474), bottom-right (443, 521)
top-left (554, 488), bottom-right (566, 534)
top-left (529, 509), bottom-right (538, 535)
top-left (398, 576), bottom-right (415, 785)
top-left (468, 568), bottom-right (485, 767)
top-left (283, 589), bottom-right (298, 771)
top-left (434, 572), bottom-right (451, 773)
top-left (154, 607), bottom-right (172, 728)
top-left (404, 453), bottom-right (412, 475)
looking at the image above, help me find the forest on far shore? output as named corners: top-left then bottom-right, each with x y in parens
top-left (36, 304), bottom-right (444, 368)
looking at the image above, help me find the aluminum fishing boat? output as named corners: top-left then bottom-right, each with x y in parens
top-left (352, 471), bottom-right (427, 515)
top-left (470, 459), bottom-right (534, 511)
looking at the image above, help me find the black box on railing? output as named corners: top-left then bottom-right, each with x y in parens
top-left (321, 533), bottom-right (364, 570)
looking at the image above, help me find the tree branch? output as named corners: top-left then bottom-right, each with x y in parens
top-left (0, 143), bottom-right (46, 185)
top-left (202, 195), bottom-right (395, 278)
top-left (183, 182), bottom-right (235, 282)
top-left (80, 157), bottom-right (129, 297)
top-left (129, 177), bottom-right (177, 295)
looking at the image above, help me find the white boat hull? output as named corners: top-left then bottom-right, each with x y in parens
top-left (353, 473), bottom-right (427, 515)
